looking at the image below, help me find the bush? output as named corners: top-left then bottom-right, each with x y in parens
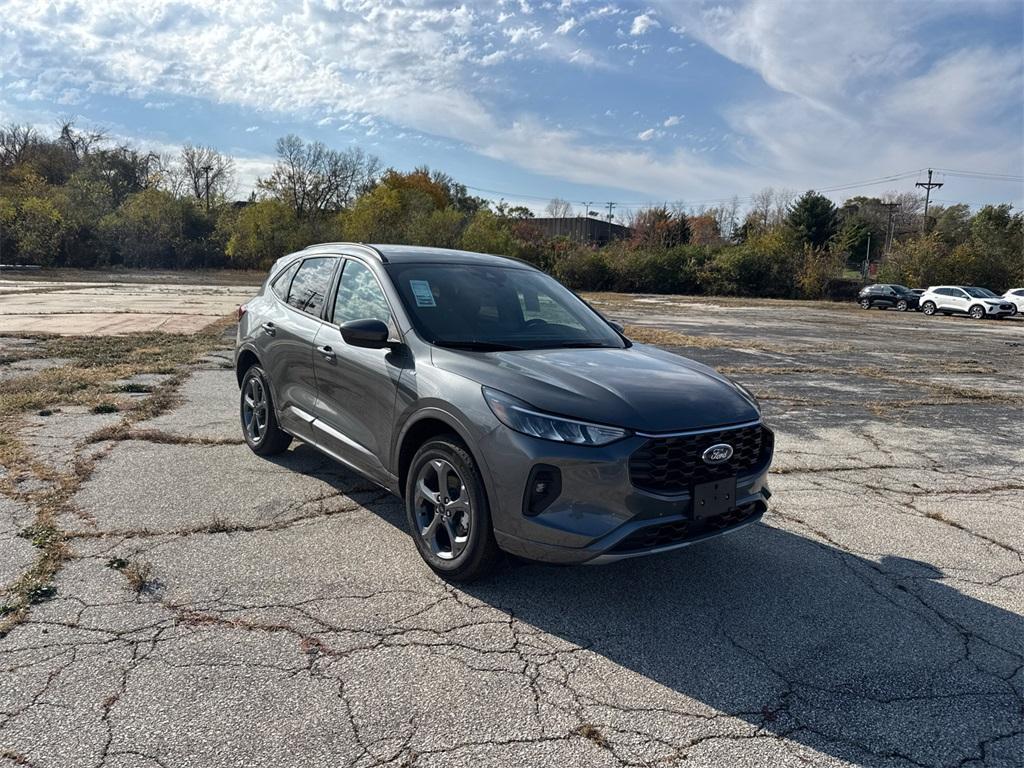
top-left (607, 247), bottom-right (702, 294)
top-left (823, 278), bottom-right (863, 301)
top-left (11, 197), bottom-right (65, 266)
top-left (551, 249), bottom-right (614, 290)
top-left (223, 199), bottom-right (304, 269)
top-left (701, 230), bottom-right (800, 297)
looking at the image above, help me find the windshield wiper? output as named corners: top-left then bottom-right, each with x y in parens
top-left (547, 341), bottom-right (612, 349)
top-left (434, 340), bottom-right (522, 351)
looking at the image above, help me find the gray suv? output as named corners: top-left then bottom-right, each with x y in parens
top-left (235, 244), bottom-right (774, 580)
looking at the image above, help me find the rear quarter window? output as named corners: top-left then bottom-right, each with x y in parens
top-left (271, 261), bottom-right (300, 300)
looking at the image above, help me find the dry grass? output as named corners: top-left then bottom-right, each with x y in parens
top-left (0, 316), bottom-right (232, 637)
top-left (122, 560), bottom-right (155, 593)
top-left (624, 324), bottom-right (778, 351)
top-left (573, 723), bottom-right (609, 748)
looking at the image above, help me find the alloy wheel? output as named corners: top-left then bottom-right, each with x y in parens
top-left (413, 458), bottom-right (472, 560)
top-left (860, 299), bottom-right (870, 309)
top-left (897, 300), bottom-right (908, 311)
top-left (970, 306), bottom-right (985, 319)
top-left (242, 375), bottom-right (268, 444)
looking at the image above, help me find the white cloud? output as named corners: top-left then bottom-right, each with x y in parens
top-left (663, 115), bottom-right (682, 127)
top-left (505, 25), bottom-right (543, 44)
top-left (244, 125), bottom-right (259, 133)
top-left (1, 0), bottom-right (1018, 208)
top-left (630, 13), bottom-right (660, 36)
top-left (554, 17), bottom-right (577, 35)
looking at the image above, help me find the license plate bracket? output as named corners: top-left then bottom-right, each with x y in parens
top-left (692, 477), bottom-right (737, 520)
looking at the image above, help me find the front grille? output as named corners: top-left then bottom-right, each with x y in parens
top-left (609, 501), bottom-right (765, 554)
top-left (629, 423), bottom-right (772, 495)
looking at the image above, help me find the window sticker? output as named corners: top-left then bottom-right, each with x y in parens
top-left (409, 279), bottom-right (436, 307)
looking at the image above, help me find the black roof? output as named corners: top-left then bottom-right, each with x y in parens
top-left (303, 243), bottom-right (534, 269)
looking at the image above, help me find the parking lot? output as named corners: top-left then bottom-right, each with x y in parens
top-left (1, 284), bottom-right (1022, 767)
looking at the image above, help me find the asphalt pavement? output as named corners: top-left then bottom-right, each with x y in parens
top-left (1, 297), bottom-right (1022, 767)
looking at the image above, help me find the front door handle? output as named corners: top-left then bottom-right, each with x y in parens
top-left (261, 322), bottom-right (276, 336)
top-left (316, 345), bottom-right (335, 360)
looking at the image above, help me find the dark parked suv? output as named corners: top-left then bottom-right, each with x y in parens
top-left (235, 244), bottom-right (774, 579)
top-left (858, 284), bottom-right (920, 311)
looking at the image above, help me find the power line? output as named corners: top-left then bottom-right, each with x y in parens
top-left (463, 165), bottom-right (1017, 214)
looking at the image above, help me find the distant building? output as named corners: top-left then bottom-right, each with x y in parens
top-left (529, 216), bottom-right (631, 246)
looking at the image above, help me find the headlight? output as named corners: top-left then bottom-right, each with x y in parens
top-left (482, 387), bottom-right (629, 446)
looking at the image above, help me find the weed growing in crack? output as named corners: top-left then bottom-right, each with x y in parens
top-left (91, 402), bottom-right (120, 414)
top-left (123, 561), bottom-right (156, 594)
top-left (106, 557), bottom-right (129, 570)
top-left (573, 723), bottom-right (609, 748)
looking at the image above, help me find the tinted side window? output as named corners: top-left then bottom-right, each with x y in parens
top-left (271, 261), bottom-right (300, 300)
top-left (951, 289), bottom-right (968, 298)
top-left (935, 288), bottom-right (952, 296)
top-left (286, 257), bottom-right (336, 315)
top-left (333, 260), bottom-right (391, 326)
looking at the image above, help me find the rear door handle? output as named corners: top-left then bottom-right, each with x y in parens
top-left (261, 322), bottom-right (276, 336)
top-left (316, 345), bottom-right (335, 360)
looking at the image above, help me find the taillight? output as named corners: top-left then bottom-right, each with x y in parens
top-left (236, 304), bottom-right (247, 321)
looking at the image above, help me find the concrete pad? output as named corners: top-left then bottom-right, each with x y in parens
top-left (0, 281), bottom-right (256, 335)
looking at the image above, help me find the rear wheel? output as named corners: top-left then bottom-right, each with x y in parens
top-left (240, 365), bottom-right (292, 455)
top-left (969, 304), bottom-right (985, 320)
top-left (921, 301), bottom-right (936, 316)
top-left (896, 299), bottom-right (908, 312)
top-left (406, 436), bottom-right (501, 581)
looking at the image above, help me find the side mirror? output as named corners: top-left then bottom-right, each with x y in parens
top-left (340, 319), bottom-right (390, 349)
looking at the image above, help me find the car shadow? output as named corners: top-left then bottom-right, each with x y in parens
top-left (267, 444), bottom-right (1022, 766)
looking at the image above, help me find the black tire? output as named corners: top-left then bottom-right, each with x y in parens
top-left (405, 436), bottom-right (501, 582)
top-left (240, 365), bottom-right (292, 456)
top-left (921, 301), bottom-right (936, 316)
top-left (969, 305), bottom-right (985, 320)
top-left (859, 298), bottom-right (871, 309)
top-left (896, 299), bottom-right (908, 312)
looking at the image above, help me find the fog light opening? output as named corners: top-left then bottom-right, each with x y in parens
top-left (524, 464), bottom-right (561, 517)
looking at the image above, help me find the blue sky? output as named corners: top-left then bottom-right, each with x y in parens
top-left (1, 0), bottom-right (1022, 215)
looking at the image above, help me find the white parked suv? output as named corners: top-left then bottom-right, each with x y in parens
top-left (918, 286), bottom-right (1016, 319)
top-left (1001, 288), bottom-right (1024, 315)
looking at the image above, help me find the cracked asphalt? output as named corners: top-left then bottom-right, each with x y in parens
top-left (1, 295), bottom-right (1022, 767)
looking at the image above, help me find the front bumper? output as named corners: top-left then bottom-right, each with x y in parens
top-left (984, 304), bottom-right (1015, 316)
top-left (482, 423), bottom-right (773, 564)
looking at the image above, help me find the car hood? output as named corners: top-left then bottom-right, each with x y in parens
top-left (431, 343), bottom-right (759, 432)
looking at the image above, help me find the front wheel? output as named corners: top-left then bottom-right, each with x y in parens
top-left (859, 298), bottom-right (871, 309)
top-left (969, 305), bottom-right (985, 320)
top-left (896, 299), bottom-right (908, 312)
top-left (921, 301), bottom-right (936, 316)
top-left (406, 436), bottom-right (501, 581)
top-left (240, 365), bottom-right (292, 455)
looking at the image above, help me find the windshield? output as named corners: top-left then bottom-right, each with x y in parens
top-left (964, 287), bottom-right (998, 298)
top-left (387, 263), bottom-right (625, 351)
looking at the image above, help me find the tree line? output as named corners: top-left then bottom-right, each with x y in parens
top-left (1, 122), bottom-right (1020, 297)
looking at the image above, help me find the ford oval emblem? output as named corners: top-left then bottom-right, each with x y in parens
top-left (702, 443), bottom-right (733, 464)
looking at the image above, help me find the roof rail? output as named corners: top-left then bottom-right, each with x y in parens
top-left (302, 242), bottom-right (387, 262)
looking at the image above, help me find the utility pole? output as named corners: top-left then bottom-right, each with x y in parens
top-left (915, 169), bottom-right (942, 232)
top-left (605, 202), bottom-right (616, 244)
top-left (200, 164), bottom-right (213, 214)
top-left (881, 202), bottom-right (899, 256)
top-left (580, 201), bottom-right (594, 244)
